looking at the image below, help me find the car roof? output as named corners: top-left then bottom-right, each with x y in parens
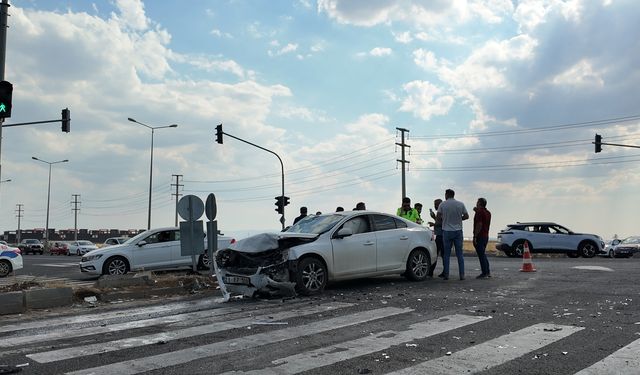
top-left (510, 222), bottom-right (560, 226)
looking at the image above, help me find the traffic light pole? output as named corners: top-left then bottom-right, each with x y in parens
top-left (0, 0), bottom-right (11, 216)
top-left (218, 130), bottom-right (286, 229)
top-left (593, 133), bottom-right (640, 153)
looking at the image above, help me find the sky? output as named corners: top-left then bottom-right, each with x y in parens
top-left (1, 0), bottom-right (639, 241)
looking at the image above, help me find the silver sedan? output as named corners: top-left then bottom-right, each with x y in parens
top-left (215, 211), bottom-right (437, 298)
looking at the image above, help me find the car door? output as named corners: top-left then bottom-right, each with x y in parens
top-left (531, 225), bottom-right (553, 250)
top-left (548, 225), bottom-right (574, 251)
top-left (331, 215), bottom-right (376, 278)
top-left (371, 214), bottom-right (410, 271)
top-left (132, 229), bottom-right (177, 269)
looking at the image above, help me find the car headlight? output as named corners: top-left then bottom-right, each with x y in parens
top-left (82, 254), bottom-right (103, 262)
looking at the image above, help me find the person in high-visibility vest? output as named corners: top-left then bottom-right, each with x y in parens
top-left (396, 197), bottom-right (420, 223)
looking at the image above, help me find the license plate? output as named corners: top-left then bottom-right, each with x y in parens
top-left (223, 276), bottom-right (250, 285)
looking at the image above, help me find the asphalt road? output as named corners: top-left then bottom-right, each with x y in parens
top-left (1, 255), bottom-right (639, 374)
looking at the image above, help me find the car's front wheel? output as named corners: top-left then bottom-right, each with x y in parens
top-left (197, 252), bottom-right (211, 270)
top-left (578, 241), bottom-right (597, 258)
top-left (295, 257), bottom-right (327, 296)
top-left (103, 256), bottom-right (129, 275)
top-left (512, 240), bottom-right (529, 257)
top-left (0, 260), bottom-right (11, 277)
top-left (76, 249), bottom-right (81, 256)
top-left (405, 248), bottom-right (431, 281)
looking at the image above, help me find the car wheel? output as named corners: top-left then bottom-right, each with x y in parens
top-left (608, 250), bottom-right (614, 258)
top-left (0, 260), bottom-right (11, 277)
top-left (405, 248), bottom-right (431, 281)
top-left (295, 257), bottom-right (327, 296)
top-left (567, 252), bottom-right (579, 258)
top-left (103, 257), bottom-right (129, 275)
top-left (76, 249), bottom-right (81, 256)
top-left (197, 253), bottom-right (211, 270)
top-left (578, 241), bottom-right (597, 258)
top-left (512, 240), bottom-right (528, 257)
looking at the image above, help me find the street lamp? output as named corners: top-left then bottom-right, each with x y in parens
top-left (128, 117), bottom-right (178, 230)
top-left (32, 157), bottom-right (68, 249)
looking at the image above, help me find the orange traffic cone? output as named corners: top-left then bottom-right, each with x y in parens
top-left (520, 241), bottom-right (537, 272)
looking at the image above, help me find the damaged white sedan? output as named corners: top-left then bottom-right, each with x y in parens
top-left (214, 211), bottom-right (437, 298)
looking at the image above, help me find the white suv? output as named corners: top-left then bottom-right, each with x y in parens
top-left (496, 222), bottom-right (604, 258)
top-left (79, 227), bottom-right (234, 275)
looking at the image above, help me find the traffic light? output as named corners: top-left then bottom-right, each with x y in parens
top-left (215, 124), bottom-right (223, 144)
top-left (0, 81), bottom-right (13, 118)
top-left (275, 196), bottom-right (284, 215)
top-left (283, 196), bottom-right (290, 207)
top-left (61, 108), bottom-right (70, 132)
top-left (595, 134), bottom-right (602, 153)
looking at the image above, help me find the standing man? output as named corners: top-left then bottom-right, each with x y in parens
top-left (473, 197), bottom-right (492, 279)
top-left (397, 197), bottom-right (420, 223)
top-left (429, 199), bottom-right (444, 275)
top-left (293, 206), bottom-right (308, 224)
top-left (437, 189), bottom-right (469, 280)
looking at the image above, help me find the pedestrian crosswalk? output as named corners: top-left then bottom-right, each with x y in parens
top-left (0, 298), bottom-right (638, 374)
top-left (0, 274), bottom-right (95, 288)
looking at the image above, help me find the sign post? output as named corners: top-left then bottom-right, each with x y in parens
top-left (177, 195), bottom-right (205, 273)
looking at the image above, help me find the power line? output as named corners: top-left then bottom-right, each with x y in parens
top-left (410, 114), bottom-right (640, 140)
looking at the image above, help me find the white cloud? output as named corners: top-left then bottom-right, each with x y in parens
top-left (370, 47), bottom-right (392, 56)
top-left (392, 30), bottom-right (412, 43)
top-left (113, 0), bottom-right (148, 30)
top-left (551, 60), bottom-right (605, 87)
top-left (399, 81), bottom-right (454, 120)
top-left (268, 42), bottom-right (299, 57)
top-left (211, 29), bottom-right (233, 38)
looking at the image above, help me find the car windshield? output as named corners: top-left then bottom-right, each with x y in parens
top-left (621, 237), bottom-right (639, 244)
top-left (25, 239), bottom-right (39, 244)
top-left (78, 241), bottom-right (93, 246)
top-left (286, 214), bottom-right (344, 235)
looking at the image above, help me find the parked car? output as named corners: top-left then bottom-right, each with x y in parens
top-left (49, 242), bottom-right (69, 256)
top-left (599, 238), bottom-right (623, 258)
top-left (102, 237), bottom-right (130, 248)
top-left (18, 239), bottom-right (44, 255)
top-left (215, 211), bottom-right (437, 297)
top-left (79, 227), bottom-right (234, 276)
top-left (496, 222), bottom-right (604, 258)
top-left (0, 244), bottom-right (23, 277)
top-left (67, 240), bottom-right (98, 256)
top-left (608, 236), bottom-right (640, 258)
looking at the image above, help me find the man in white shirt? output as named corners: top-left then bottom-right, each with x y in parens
top-left (436, 189), bottom-right (469, 280)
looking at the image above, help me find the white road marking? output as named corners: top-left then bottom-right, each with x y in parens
top-left (64, 307), bottom-right (412, 375)
top-left (28, 302), bottom-right (354, 363)
top-left (574, 338), bottom-right (640, 375)
top-left (386, 323), bottom-right (583, 375)
top-left (1, 305), bottom-right (243, 348)
top-left (34, 263), bottom-right (79, 268)
top-left (0, 298), bottom-right (227, 333)
top-left (572, 266), bottom-right (614, 272)
top-left (223, 314), bottom-right (491, 375)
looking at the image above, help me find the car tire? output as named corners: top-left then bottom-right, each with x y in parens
top-left (512, 240), bottom-right (528, 257)
top-left (405, 248), bottom-right (431, 281)
top-left (578, 241), bottom-right (597, 258)
top-left (0, 260), bottom-right (11, 277)
top-left (295, 256), bottom-right (327, 296)
top-left (103, 256), bottom-right (129, 276)
top-left (197, 253), bottom-right (211, 270)
top-left (608, 250), bottom-right (614, 258)
top-left (76, 249), bottom-right (81, 256)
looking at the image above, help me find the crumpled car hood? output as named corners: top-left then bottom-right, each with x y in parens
top-left (227, 232), bottom-right (318, 253)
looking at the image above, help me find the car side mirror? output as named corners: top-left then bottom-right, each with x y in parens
top-left (137, 240), bottom-right (147, 247)
top-left (336, 228), bottom-right (353, 239)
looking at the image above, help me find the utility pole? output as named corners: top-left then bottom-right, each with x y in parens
top-left (0, 0), bottom-right (11, 190)
top-left (171, 174), bottom-right (183, 226)
top-left (15, 203), bottom-right (22, 243)
top-left (396, 127), bottom-right (410, 200)
top-left (71, 194), bottom-right (80, 241)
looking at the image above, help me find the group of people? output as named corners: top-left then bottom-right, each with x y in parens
top-left (292, 202), bottom-right (367, 224)
top-left (398, 191), bottom-right (492, 280)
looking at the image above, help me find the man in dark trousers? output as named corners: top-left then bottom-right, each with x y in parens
top-left (293, 207), bottom-right (308, 224)
top-left (437, 189), bottom-right (469, 280)
top-left (473, 197), bottom-right (492, 278)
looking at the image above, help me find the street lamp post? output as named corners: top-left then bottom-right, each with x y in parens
top-left (128, 118), bottom-right (177, 230)
top-left (32, 157), bottom-right (68, 249)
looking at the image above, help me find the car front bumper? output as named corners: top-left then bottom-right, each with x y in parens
top-left (79, 261), bottom-right (101, 274)
top-left (12, 256), bottom-right (23, 271)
